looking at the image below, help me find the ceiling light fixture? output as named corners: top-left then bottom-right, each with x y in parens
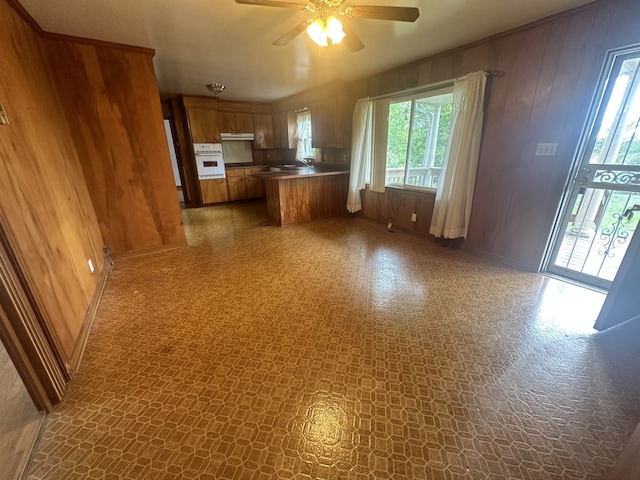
top-left (306, 16), bottom-right (346, 47)
top-left (206, 83), bottom-right (226, 96)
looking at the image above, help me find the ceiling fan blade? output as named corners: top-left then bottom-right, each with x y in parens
top-left (235, 0), bottom-right (312, 10)
top-left (344, 6), bottom-right (420, 22)
top-left (273, 20), bottom-right (311, 46)
top-left (341, 22), bottom-right (364, 52)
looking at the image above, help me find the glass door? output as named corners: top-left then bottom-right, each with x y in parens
top-left (545, 48), bottom-right (640, 290)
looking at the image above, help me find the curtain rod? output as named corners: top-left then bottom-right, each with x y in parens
top-left (358, 69), bottom-right (505, 103)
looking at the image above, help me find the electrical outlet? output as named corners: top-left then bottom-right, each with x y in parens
top-left (536, 143), bottom-right (558, 156)
top-left (411, 213), bottom-right (417, 222)
top-left (88, 259), bottom-right (94, 273)
top-left (0, 103), bottom-right (9, 125)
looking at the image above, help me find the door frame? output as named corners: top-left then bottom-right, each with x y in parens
top-left (542, 44), bottom-right (640, 288)
top-left (0, 221), bottom-right (67, 412)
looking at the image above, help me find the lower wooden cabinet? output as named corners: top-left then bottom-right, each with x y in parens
top-left (200, 167), bottom-right (269, 204)
top-left (227, 172), bottom-right (248, 201)
top-left (199, 178), bottom-right (229, 204)
top-left (225, 167), bottom-right (271, 202)
top-left (246, 174), bottom-right (264, 198)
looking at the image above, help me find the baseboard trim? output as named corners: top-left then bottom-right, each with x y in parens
top-left (462, 246), bottom-right (538, 272)
top-left (18, 411), bottom-right (46, 480)
top-left (69, 259), bottom-right (111, 375)
top-left (111, 244), bottom-right (186, 261)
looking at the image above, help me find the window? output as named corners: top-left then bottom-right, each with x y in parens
top-left (386, 88), bottom-right (453, 190)
top-left (295, 110), bottom-right (316, 161)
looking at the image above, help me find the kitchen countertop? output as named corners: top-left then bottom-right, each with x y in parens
top-left (251, 167), bottom-right (349, 180)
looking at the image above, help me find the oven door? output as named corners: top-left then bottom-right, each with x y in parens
top-left (196, 154), bottom-right (226, 180)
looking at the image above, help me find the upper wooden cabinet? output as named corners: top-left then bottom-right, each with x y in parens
top-left (311, 95), bottom-right (352, 149)
top-left (273, 111), bottom-right (296, 149)
top-left (219, 111), bottom-right (254, 133)
top-left (187, 107), bottom-right (220, 143)
top-left (253, 113), bottom-right (274, 149)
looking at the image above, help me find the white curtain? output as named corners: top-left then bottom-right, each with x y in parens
top-left (346, 98), bottom-right (390, 213)
top-left (430, 71), bottom-right (487, 239)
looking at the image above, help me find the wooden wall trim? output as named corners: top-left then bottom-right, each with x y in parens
top-left (181, 96), bottom-right (219, 110)
top-left (4, 0), bottom-right (43, 34)
top-left (179, 95), bottom-right (273, 114)
top-left (42, 32), bottom-right (155, 56)
top-left (5, 0), bottom-right (155, 56)
top-left (0, 224), bottom-right (67, 411)
top-left (69, 259), bottom-right (111, 374)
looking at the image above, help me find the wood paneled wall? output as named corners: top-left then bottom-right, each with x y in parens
top-left (0, 0), bottom-right (105, 363)
top-left (361, 188), bottom-right (435, 236)
top-left (45, 39), bottom-right (186, 255)
top-left (351, 0), bottom-right (640, 271)
top-left (0, 0), bottom-right (186, 382)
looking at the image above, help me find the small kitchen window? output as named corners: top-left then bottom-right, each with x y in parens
top-left (295, 110), bottom-right (316, 161)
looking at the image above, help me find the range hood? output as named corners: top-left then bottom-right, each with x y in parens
top-left (220, 132), bottom-right (254, 141)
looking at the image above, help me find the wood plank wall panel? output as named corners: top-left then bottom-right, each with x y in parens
top-left (0, 1), bottom-right (104, 362)
top-left (361, 189), bottom-right (435, 235)
top-left (44, 40), bottom-right (186, 255)
top-left (352, 0), bottom-right (640, 270)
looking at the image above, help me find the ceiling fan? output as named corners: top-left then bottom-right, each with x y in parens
top-left (234, 0), bottom-right (420, 52)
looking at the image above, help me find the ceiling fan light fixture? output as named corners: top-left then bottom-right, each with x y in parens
top-left (307, 19), bottom-right (328, 46)
top-left (326, 16), bottom-right (346, 44)
top-left (306, 16), bottom-right (345, 47)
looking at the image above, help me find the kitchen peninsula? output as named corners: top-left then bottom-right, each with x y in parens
top-left (253, 167), bottom-right (349, 226)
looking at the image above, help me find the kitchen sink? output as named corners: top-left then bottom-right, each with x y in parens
top-left (269, 164), bottom-right (305, 172)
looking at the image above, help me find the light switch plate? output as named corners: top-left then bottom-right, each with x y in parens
top-left (0, 104), bottom-right (9, 125)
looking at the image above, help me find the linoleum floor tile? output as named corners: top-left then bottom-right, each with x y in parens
top-left (25, 200), bottom-right (640, 479)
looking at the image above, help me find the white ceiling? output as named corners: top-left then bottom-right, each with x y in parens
top-left (21, 0), bottom-right (596, 102)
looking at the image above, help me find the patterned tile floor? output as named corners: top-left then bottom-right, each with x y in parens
top-left (26, 200), bottom-right (640, 479)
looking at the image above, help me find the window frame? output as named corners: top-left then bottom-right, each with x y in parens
top-left (295, 110), bottom-right (315, 161)
top-left (385, 85), bottom-right (454, 193)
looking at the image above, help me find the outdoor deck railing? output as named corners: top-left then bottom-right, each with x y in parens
top-left (385, 167), bottom-right (442, 188)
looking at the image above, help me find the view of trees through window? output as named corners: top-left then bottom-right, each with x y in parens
top-left (386, 90), bottom-right (453, 189)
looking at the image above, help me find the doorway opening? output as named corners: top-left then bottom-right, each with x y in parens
top-left (545, 46), bottom-right (640, 290)
top-left (163, 119), bottom-right (185, 206)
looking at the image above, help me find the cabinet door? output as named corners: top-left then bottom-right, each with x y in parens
top-left (253, 114), bottom-right (274, 149)
top-left (235, 113), bottom-right (254, 133)
top-left (272, 112), bottom-right (288, 149)
top-left (227, 176), bottom-right (247, 201)
top-left (310, 97), bottom-right (352, 149)
top-left (200, 178), bottom-right (229, 204)
top-left (320, 98), bottom-right (338, 148)
top-left (218, 111), bottom-right (237, 132)
top-left (310, 101), bottom-right (324, 149)
top-left (335, 95), bottom-right (353, 149)
top-left (311, 99), bottom-right (337, 148)
top-left (245, 169), bottom-right (266, 198)
top-left (187, 108), bottom-right (220, 143)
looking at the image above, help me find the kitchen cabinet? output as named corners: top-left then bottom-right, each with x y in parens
top-left (273, 111), bottom-right (296, 149)
top-left (311, 95), bottom-right (352, 149)
top-left (246, 171), bottom-right (266, 198)
top-left (227, 167), bottom-right (268, 201)
top-left (219, 111), bottom-right (254, 133)
top-left (187, 108), bottom-right (220, 143)
top-left (226, 169), bottom-right (247, 201)
top-left (199, 178), bottom-right (229, 204)
top-left (253, 113), bottom-right (274, 149)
